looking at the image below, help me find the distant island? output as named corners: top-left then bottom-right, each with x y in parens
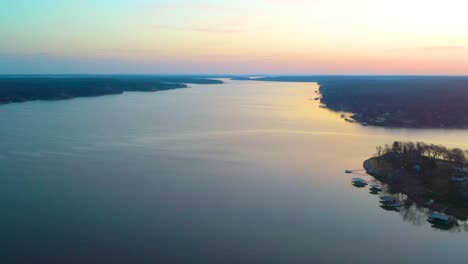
top-left (0, 76), bottom-right (223, 104)
top-left (364, 141), bottom-right (468, 218)
top-left (234, 76), bottom-right (468, 128)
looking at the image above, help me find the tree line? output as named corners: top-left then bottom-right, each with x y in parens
top-left (375, 141), bottom-right (467, 166)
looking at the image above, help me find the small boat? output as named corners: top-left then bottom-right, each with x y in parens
top-left (380, 201), bottom-right (401, 211)
top-left (362, 122), bottom-right (368, 126)
top-left (345, 170), bottom-right (353, 173)
top-left (379, 196), bottom-right (402, 209)
top-left (380, 196), bottom-right (398, 204)
top-left (369, 184), bottom-right (382, 192)
top-left (427, 212), bottom-right (455, 226)
top-left (381, 201), bottom-right (401, 208)
top-left (351, 178), bottom-right (368, 187)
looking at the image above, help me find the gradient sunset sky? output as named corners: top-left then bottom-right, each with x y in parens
top-left (1, 0), bottom-right (468, 74)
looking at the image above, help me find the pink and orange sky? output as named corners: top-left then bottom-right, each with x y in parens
top-left (1, 0), bottom-right (468, 74)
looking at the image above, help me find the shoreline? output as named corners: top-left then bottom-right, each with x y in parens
top-left (363, 157), bottom-right (468, 219)
top-left (0, 77), bottom-right (223, 105)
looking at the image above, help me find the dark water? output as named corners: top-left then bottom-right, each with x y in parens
top-left (1, 80), bottom-right (467, 263)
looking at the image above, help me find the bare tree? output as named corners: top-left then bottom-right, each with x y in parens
top-left (428, 144), bottom-right (438, 160)
top-left (433, 145), bottom-right (448, 160)
top-left (449, 148), bottom-right (466, 167)
top-left (392, 141), bottom-right (402, 154)
top-left (376, 146), bottom-right (384, 160)
top-left (416, 142), bottom-right (426, 157)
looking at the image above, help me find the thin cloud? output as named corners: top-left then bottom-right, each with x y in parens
top-left (0, 52), bottom-right (50, 59)
top-left (96, 48), bottom-right (161, 54)
top-left (152, 25), bottom-right (244, 34)
top-left (389, 46), bottom-right (466, 52)
top-left (151, 2), bottom-right (242, 12)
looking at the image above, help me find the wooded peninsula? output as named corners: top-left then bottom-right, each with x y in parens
top-left (0, 76), bottom-right (223, 104)
top-left (365, 141), bottom-right (468, 218)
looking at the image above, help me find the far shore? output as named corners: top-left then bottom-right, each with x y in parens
top-left (0, 76), bottom-right (223, 105)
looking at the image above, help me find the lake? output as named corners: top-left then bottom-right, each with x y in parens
top-left (1, 79), bottom-right (467, 263)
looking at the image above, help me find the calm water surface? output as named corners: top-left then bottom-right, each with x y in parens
top-left (1, 80), bottom-right (467, 263)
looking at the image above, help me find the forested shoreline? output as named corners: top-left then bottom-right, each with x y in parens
top-left (0, 76), bottom-right (223, 104)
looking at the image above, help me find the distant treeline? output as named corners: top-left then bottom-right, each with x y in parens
top-left (232, 75), bottom-right (421, 82)
top-left (317, 77), bottom-right (468, 128)
top-left (376, 141), bottom-right (467, 165)
top-left (0, 76), bottom-right (222, 104)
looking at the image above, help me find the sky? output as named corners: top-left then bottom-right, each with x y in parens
top-left (1, 0), bottom-right (468, 75)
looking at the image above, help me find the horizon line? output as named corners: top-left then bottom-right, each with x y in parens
top-left (1, 73), bottom-right (468, 77)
